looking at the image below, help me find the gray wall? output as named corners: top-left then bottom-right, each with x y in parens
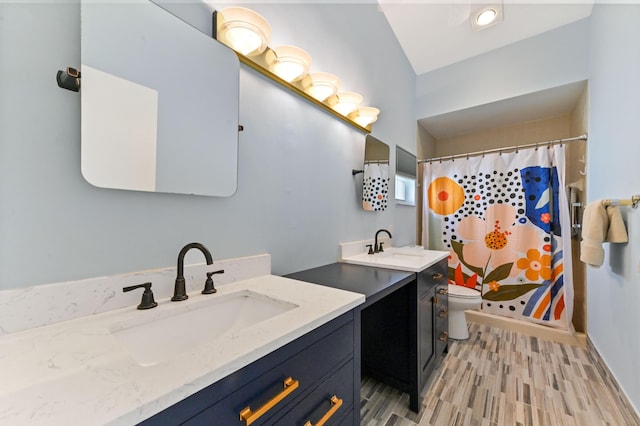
top-left (587, 4), bottom-right (640, 414)
top-left (0, 2), bottom-right (417, 290)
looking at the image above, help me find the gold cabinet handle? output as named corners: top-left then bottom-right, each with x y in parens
top-left (439, 331), bottom-right (449, 341)
top-left (239, 377), bottom-right (299, 425)
top-left (439, 309), bottom-right (448, 318)
top-left (303, 395), bottom-right (343, 426)
top-left (437, 287), bottom-right (448, 295)
top-left (432, 272), bottom-right (444, 281)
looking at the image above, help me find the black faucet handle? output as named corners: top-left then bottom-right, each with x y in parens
top-left (366, 244), bottom-right (374, 255)
top-left (378, 242), bottom-right (385, 253)
top-left (123, 282), bottom-right (158, 310)
top-left (202, 269), bottom-right (224, 294)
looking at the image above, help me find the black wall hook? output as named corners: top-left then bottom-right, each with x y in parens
top-left (56, 66), bottom-right (81, 92)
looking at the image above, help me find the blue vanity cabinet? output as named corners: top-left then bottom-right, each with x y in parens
top-left (418, 282), bottom-right (436, 390)
top-left (286, 260), bottom-right (448, 414)
top-left (139, 310), bottom-right (360, 425)
top-left (417, 258), bottom-right (449, 389)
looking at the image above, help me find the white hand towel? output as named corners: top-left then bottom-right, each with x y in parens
top-left (580, 200), bottom-right (628, 267)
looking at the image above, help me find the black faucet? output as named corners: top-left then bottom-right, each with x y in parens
top-left (123, 282), bottom-right (158, 310)
top-left (374, 229), bottom-right (392, 253)
top-left (172, 242), bottom-right (213, 301)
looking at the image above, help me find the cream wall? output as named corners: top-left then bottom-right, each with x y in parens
top-left (433, 114), bottom-right (573, 157)
top-left (416, 125), bottom-right (437, 243)
top-left (567, 86), bottom-right (588, 333)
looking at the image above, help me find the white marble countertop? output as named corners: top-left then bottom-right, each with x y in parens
top-left (340, 244), bottom-right (449, 273)
top-left (0, 275), bottom-right (364, 425)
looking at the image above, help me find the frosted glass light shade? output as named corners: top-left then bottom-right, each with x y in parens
top-left (269, 45), bottom-right (312, 82)
top-left (304, 72), bottom-right (340, 102)
top-left (218, 7), bottom-right (271, 57)
top-left (349, 106), bottom-right (380, 127)
top-left (330, 91), bottom-right (363, 116)
top-left (476, 8), bottom-right (497, 26)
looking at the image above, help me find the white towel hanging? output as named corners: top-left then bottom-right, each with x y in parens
top-left (580, 200), bottom-right (628, 267)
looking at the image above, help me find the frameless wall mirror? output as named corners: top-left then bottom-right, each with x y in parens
top-left (361, 135), bottom-right (390, 211)
top-left (80, 0), bottom-right (239, 196)
top-left (395, 146), bottom-right (417, 206)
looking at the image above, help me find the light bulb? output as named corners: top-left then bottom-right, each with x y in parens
top-left (219, 7), bottom-right (271, 57)
top-left (330, 92), bottom-right (363, 116)
top-left (269, 45), bottom-right (312, 82)
top-left (304, 72), bottom-right (340, 102)
top-left (476, 8), bottom-right (497, 26)
top-left (349, 106), bottom-right (380, 127)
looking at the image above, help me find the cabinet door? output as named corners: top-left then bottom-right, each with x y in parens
top-left (361, 282), bottom-right (413, 383)
top-left (435, 293), bottom-right (449, 358)
top-left (434, 259), bottom-right (449, 361)
top-left (418, 290), bottom-right (435, 388)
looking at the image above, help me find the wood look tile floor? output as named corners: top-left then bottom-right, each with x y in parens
top-left (360, 322), bottom-right (640, 426)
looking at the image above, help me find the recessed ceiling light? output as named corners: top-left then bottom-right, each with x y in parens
top-left (471, 4), bottom-right (503, 32)
top-left (476, 9), bottom-right (497, 26)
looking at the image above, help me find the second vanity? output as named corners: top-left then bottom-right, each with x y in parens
top-left (286, 245), bottom-right (449, 413)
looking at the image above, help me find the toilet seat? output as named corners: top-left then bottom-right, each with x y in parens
top-left (448, 285), bottom-right (481, 299)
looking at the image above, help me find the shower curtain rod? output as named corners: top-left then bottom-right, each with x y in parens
top-left (418, 134), bottom-right (587, 164)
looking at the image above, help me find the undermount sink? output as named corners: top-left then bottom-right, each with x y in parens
top-left (110, 290), bottom-right (298, 367)
top-left (342, 246), bottom-right (449, 273)
top-left (377, 246), bottom-right (430, 257)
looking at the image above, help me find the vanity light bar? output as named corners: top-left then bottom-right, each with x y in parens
top-left (214, 7), bottom-right (378, 133)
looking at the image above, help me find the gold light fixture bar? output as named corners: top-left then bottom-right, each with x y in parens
top-left (213, 10), bottom-right (373, 134)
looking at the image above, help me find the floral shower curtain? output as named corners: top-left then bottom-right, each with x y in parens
top-left (422, 145), bottom-right (574, 331)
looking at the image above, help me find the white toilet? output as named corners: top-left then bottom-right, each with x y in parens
top-left (447, 285), bottom-right (483, 340)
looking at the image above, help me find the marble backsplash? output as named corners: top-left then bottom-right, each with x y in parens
top-left (0, 254), bottom-right (271, 335)
top-left (339, 238), bottom-right (393, 258)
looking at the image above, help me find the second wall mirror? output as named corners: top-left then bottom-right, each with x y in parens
top-left (361, 135), bottom-right (390, 211)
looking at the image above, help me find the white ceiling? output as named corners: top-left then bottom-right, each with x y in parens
top-left (378, 1), bottom-right (594, 75)
top-left (378, 1), bottom-right (594, 139)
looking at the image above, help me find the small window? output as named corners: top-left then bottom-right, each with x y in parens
top-left (395, 175), bottom-right (416, 205)
top-left (395, 146), bottom-right (416, 206)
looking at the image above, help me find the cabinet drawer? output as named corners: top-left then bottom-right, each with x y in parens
top-left (281, 359), bottom-right (355, 425)
top-left (417, 260), bottom-right (447, 297)
top-left (184, 321), bottom-right (354, 426)
top-left (435, 292), bottom-right (448, 322)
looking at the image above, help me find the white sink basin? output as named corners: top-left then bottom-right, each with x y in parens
top-left (342, 246), bottom-right (449, 272)
top-left (110, 290), bottom-right (298, 366)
